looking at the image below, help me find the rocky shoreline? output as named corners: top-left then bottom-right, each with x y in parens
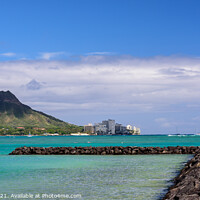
top-left (162, 152), bottom-right (200, 200)
top-left (9, 145), bottom-right (200, 155)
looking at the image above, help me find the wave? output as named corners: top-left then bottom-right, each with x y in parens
top-left (168, 134), bottom-right (187, 137)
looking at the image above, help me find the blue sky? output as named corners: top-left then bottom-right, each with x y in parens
top-left (1, 0), bottom-right (200, 134)
top-left (1, 0), bottom-right (200, 58)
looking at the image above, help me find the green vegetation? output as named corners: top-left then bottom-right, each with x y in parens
top-left (0, 107), bottom-right (84, 135)
top-left (0, 126), bottom-right (83, 136)
top-left (0, 91), bottom-right (83, 135)
top-left (0, 110), bottom-right (74, 127)
top-left (0, 111), bottom-right (83, 135)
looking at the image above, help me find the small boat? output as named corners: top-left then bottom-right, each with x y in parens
top-left (27, 132), bottom-right (33, 137)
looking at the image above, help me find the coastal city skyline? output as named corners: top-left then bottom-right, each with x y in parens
top-left (1, 0), bottom-right (200, 134)
top-left (84, 119), bottom-right (141, 135)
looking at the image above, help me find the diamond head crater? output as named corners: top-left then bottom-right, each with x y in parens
top-left (0, 90), bottom-right (83, 135)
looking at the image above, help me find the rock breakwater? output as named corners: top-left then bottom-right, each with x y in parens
top-left (9, 146), bottom-right (200, 155)
top-left (162, 151), bottom-right (200, 200)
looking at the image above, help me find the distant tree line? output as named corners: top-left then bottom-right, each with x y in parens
top-left (0, 126), bottom-right (84, 135)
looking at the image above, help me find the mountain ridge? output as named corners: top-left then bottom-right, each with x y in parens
top-left (0, 91), bottom-right (81, 131)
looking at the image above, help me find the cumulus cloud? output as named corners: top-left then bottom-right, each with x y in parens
top-left (1, 55), bottom-right (200, 106)
top-left (1, 55), bottom-right (200, 132)
top-left (39, 52), bottom-right (67, 60)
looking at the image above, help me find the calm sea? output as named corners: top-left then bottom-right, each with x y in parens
top-left (0, 135), bottom-right (197, 200)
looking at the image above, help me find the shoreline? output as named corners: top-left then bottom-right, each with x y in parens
top-left (1, 134), bottom-right (199, 137)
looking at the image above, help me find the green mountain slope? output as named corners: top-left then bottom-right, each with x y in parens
top-left (0, 91), bottom-right (82, 131)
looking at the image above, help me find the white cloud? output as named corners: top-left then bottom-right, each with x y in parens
top-left (1, 55), bottom-right (200, 131)
top-left (39, 52), bottom-right (67, 60)
top-left (86, 52), bottom-right (114, 56)
top-left (0, 52), bottom-right (16, 57)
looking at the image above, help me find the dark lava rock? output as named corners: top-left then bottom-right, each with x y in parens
top-left (162, 153), bottom-right (200, 200)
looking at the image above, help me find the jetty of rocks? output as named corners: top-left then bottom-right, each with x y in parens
top-left (9, 146), bottom-right (200, 155)
top-left (162, 151), bottom-right (200, 200)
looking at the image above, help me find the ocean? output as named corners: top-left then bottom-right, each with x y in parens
top-left (0, 135), bottom-right (198, 200)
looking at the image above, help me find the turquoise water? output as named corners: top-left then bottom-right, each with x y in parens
top-left (0, 135), bottom-right (200, 155)
top-left (0, 135), bottom-right (196, 200)
top-left (0, 154), bottom-right (190, 200)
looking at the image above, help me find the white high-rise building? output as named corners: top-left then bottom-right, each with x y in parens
top-left (102, 119), bottom-right (115, 134)
top-left (94, 123), bottom-right (107, 135)
top-left (127, 125), bottom-right (133, 130)
top-left (108, 119), bottom-right (115, 134)
top-left (126, 125), bottom-right (141, 135)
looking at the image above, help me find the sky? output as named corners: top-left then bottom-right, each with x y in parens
top-left (1, 0), bottom-right (200, 134)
